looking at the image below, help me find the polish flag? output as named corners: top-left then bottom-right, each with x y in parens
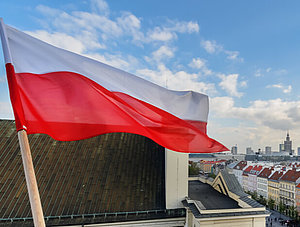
top-left (0, 21), bottom-right (227, 153)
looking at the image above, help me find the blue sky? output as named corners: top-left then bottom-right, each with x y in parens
top-left (1, 0), bottom-right (300, 153)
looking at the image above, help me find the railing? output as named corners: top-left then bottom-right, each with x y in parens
top-left (0, 208), bottom-right (186, 224)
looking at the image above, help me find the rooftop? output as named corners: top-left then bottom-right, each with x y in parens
top-left (244, 165), bottom-right (253, 173)
top-left (280, 169), bottom-right (300, 183)
top-left (188, 181), bottom-right (240, 210)
top-left (0, 120), bottom-right (179, 226)
top-left (220, 170), bottom-right (249, 198)
top-left (233, 161), bottom-right (247, 170)
top-left (257, 167), bottom-right (272, 178)
top-left (269, 171), bottom-right (284, 181)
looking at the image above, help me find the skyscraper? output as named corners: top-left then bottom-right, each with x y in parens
top-left (284, 132), bottom-right (293, 155)
top-left (231, 145), bottom-right (237, 155)
top-left (280, 132), bottom-right (293, 155)
top-left (265, 146), bottom-right (272, 155)
top-left (246, 147), bottom-right (254, 154)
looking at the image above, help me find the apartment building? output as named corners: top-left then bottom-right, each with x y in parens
top-left (257, 167), bottom-right (272, 199)
top-left (268, 171), bottom-right (284, 210)
top-left (279, 170), bottom-right (300, 208)
top-left (232, 161), bottom-right (247, 186)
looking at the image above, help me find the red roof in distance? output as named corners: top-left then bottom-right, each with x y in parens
top-left (233, 161), bottom-right (247, 170)
top-left (280, 170), bottom-right (300, 183)
top-left (244, 166), bottom-right (253, 173)
top-left (269, 171), bottom-right (284, 181)
top-left (258, 167), bottom-right (272, 178)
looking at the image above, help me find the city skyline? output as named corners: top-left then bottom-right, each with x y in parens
top-left (1, 1), bottom-right (300, 152)
top-left (234, 131), bottom-right (296, 154)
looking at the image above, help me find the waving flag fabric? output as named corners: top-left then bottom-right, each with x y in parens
top-left (0, 22), bottom-right (227, 153)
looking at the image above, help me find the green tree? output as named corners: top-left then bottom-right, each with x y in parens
top-left (258, 196), bottom-right (267, 206)
top-left (208, 172), bottom-right (216, 179)
top-left (188, 162), bottom-right (200, 176)
top-left (267, 198), bottom-right (275, 210)
top-left (279, 201), bottom-right (286, 217)
top-left (251, 191), bottom-right (258, 201)
top-left (288, 205), bottom-right (297, 219)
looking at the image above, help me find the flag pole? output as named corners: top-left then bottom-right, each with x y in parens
top-left (18, 130), bottom-right (46, 227)
top-left (0, 18), bottom-right (46, 227)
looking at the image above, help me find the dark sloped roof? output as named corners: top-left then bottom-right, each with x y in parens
top-left (217, 170), bottom-right (264, 208)
top-left (0, 120), bottom-right (167, 226)
top-left (239, 196), bottom-right (264, 208)
top-left (188, 181), bottom-right (240, 210)
top-left (220, 170), bottom-right (248, 197)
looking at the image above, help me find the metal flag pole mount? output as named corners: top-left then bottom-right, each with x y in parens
top-left (0, 18), bottom-right (46, 227)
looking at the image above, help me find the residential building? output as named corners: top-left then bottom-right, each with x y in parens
top-left (198, 160), bottom-right (226, 174)
top-left (268, 171), bottom-right (284, 210)
top-left (248, 165), bottom-right (263, 193)
top-left (296, 183), bottom-right (300, 215)
top-left (279, 169), bottom-right (300, 208)
top-left (232, 161), bottom-right (247, 186)
top-left (243, 165), bottom-right (253, 192)
top-left (257, 167), bottom-right (272, 199)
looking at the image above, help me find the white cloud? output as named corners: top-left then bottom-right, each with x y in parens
top-left (35, 2), bottom-right (201, 50)
top-left (254, 69), bottom-right (263, 77)
top-left (147, 20), bottom-right (199, 43)
top-left (240, 81), bottom-right (247, 87)
top-left (36, 4), bottom-right (61, 17)
top-left (170, 21), bottom-right (199, 33)
top-left (147, 27), bottom-right (175, 42)
top-left (208, 121), bottom-right (296, 154)
top-left (136, 64), bottom-right (216, 95)
top-left (266, 84), bottom-right (292, 94)
top-left (225, 50), bottom-right (243, 62)
top-left (218, 74), bottom-right (243, 97)
top-left (91, 0), bottom-right (110, 16)
top-left (201, 40), bottom-right (221, 54)
top-left (116, 12), bottom-right (144, 42)
top-left (189, 58), bottom-right (205, 69)
top-left (188, 58), bottom-right (212, 76)
top-left (211, 97), bottom-right (300, 131)
top-left (150, 46), bottom-right (175, 62)
top-left (284, 85), bottom-right (292, 93)
top-left (201, 39), bottom-right (242, 61)
top-left (255, 67), bottom-right (287, 77)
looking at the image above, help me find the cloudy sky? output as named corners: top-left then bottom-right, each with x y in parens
top-left (1, 0), bottom-right (300, 153)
